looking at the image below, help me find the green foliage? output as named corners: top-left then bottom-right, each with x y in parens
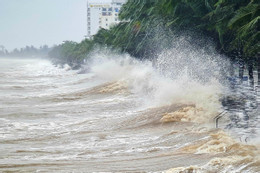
top-left (50, 0), bottom-right (259, 67)
top-left (228, 3), bottom-right (260, 57)
top-left (1, 45), bottom-right (50, 58)
top-left (48, 40), bottom-right (94, 68)
top-left (116, 0), bottom-right (259, 61)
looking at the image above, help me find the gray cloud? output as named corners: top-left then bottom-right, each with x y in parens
top-left (0, 0), bottom-right (88, 51)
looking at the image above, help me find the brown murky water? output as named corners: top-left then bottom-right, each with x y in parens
top-left (0, 57), bottom-right (259, 172)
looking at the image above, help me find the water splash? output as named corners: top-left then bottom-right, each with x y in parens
top-left (0, 38), bottom-right (258, 172)
top-left (85, 38), bottom-right (228, 123)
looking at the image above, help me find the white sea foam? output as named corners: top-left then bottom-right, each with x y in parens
top-left (86, 39), bottom-right (228, 122)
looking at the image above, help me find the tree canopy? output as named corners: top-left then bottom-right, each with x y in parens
top-left (49, 0), bottom-right (259, 68)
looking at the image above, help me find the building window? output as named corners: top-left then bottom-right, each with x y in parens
top-left (102, 12), bottom-right (107, 16)
top-left (115, 8), bottom-right (119, 12)
top-left (106, 24), bottom-right (108, 26)
top-left (108, 8), bottom-right (112, 11)
top-left (106, 18), bottom-right (108, 21)
top-left (102, 8), bottom-right (107, 11)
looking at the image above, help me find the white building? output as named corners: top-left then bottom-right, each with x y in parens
top-left (86, 0), bottom-right (126, 38)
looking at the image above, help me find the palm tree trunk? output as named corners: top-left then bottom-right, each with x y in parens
top-left (239, 60), bottom-right (244, 83)
top-left (248, 59), bottom-right (254, 86)
top-left (258, 56), bottom-right (260, 86)
top-left (229, 54), bottom-right (236, 77)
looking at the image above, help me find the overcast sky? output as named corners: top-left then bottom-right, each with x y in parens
top-left (0, 0), bottom-right (112, 51)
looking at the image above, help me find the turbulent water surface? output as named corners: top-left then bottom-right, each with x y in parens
top-left (0, 54), bottom-right (259, 172)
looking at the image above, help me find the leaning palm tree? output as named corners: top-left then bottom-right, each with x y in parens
top-left (228, 1), bottom-right (259, 84)
top-left (228, 2), bottom-right (259, 57)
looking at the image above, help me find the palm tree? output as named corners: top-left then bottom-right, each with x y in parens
top-left (228, 1), bottom-right (259, 85)
top-left (228, 2), bottom-right (259, 58)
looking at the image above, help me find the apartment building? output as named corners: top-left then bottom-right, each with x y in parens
top-left (86, 0), bottom-right (126, 38)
